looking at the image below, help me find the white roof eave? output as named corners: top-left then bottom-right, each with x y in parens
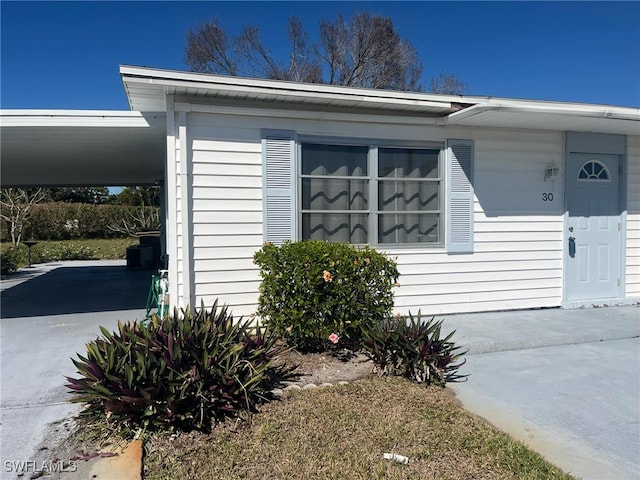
top-left (442, 103), bottom-right (640, 135)
top-left (120, 65), bottom-right (465, 115)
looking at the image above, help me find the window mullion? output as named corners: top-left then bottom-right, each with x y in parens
top-left (370, 145), bottom-right (378, 246)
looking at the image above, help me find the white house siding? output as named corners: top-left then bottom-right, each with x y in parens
top-left (626, 135), bottom-right (640, 299)
top-left (388, 129), bottom-right (565, 315)
top-left (176, 105), bottom-right (567, 316)
top-left (188, 112), bottom-right (264, 315)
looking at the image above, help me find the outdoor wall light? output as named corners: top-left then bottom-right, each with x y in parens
top-left (544, 166), bottom-right (559, 182)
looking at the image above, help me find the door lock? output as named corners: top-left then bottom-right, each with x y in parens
top-left (568, 226), bottom-right (574, 232)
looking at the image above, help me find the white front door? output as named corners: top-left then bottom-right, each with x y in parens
top-left (565, 153), bottom-right (621, 302)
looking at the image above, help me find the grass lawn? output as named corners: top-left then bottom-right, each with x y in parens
top-left (144, 376), bottom-right (576, 480)
top-left (0, 237), bottom-right (138, 264)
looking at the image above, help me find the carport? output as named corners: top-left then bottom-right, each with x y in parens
top-left (0, 109), bottom-right (169, 262)
top-left (0, 110), bottom-right (166, 186)
top-left (0, 110), bottom-right (169, 470)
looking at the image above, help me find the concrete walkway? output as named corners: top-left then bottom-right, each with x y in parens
top-left (443, 305), bottom-right (640, 480)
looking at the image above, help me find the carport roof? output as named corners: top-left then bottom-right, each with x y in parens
top-left (0, 110), bottom-right (166, 187)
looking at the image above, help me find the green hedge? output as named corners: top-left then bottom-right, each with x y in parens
top-left (253, 240), bottom-right (399, 352)
top-left (17, 203), bottom-right (159, 240)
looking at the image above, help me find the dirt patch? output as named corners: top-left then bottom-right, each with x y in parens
top-left (277, 349), bottom-right (373, 386)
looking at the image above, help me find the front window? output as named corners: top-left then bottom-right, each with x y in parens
top-left (300, 142), bottom-right (443, 245)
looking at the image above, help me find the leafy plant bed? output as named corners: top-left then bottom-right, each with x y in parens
top-left (0, 238), bottom-right (138, 270)
top-left (143, 375), bottom-right (577, 480)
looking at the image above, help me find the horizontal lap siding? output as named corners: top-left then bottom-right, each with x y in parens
top-left (184, 109), bottom-right (565, 316)
top-left (389, 129), bottom-right (565, 315)
top-left (188, 113), bottom-right (263, 315)
top-left (627, 135), bottom-right (640, 298)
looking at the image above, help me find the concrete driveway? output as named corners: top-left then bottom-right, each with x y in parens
top-left (0, 261), bottom-right (150, 480)
top-left (1, 261), bottom-right (638, 479)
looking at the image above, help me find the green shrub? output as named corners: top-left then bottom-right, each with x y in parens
top-left (66, 301), bottom-right (291, 433)
top-left (23, 202), bottom-right (159, 240)
top-left (253, 240), bottom-right (399, 352)
top-left (35, 243), bottom-right (96, 262)
top-left (0, 246), bottom-right (21, 275)
top-left (361, 311), bottom-right (467, 387)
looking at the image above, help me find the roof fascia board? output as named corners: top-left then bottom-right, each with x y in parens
top-left (122, 74), bottom-right (456, 113)
top-left (120, 65), bottom-right (471, 105)
top-left (0, 110), bottom-right (166, 128)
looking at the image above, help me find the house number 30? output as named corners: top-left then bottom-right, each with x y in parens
top-left (542, 193), bottom-right (554, 201)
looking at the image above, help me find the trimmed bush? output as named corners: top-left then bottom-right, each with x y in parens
top-left (361, 311), bottom-right (467, 386)
top-left (253, 240), bottom-right (399, 352)
top-left (66, 301), bottom-right (290, 432)
top-left (0, 247), bottom-right (21, 275)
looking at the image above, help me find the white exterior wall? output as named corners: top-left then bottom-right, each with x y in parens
top-left (626, 135), bottom-right (640, 299)
top-left (171, 105), bottom-right (567, 316)
top-left (189, 113), bottom-right (263, 312)
top-left (390, 129), bottom-right (564, 314)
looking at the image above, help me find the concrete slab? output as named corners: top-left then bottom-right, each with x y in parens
top-left (0, 260), bottom-right (152, 318)
top-left (440, 305), bottom-right (640, 355)
top-left (0, 261), bottom-right (150, 480)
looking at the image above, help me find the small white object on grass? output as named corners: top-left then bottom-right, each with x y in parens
top-left (383, 453), bottom-right (409, 464)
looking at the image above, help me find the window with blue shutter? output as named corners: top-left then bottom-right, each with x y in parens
top-left (263, 133), bottom-right (474, 252)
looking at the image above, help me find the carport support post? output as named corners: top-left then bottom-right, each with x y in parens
top-left (178, 110), bottom-right (194, 307)
top-left (165, 96), bottom-right (179, 310)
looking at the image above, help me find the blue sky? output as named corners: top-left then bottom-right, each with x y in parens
top-left (2, 1), bottom-right (639, 110)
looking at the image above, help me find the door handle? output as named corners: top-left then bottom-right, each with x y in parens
top-left (569, 236), bottom-right (576, 258)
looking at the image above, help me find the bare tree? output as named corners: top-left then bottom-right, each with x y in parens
top-left (0, 188), bottom-right (46, 245)
top-left (316, 12), bottom-right (422, 90)
top-left (429, 72), bottom-right (467, 95)
top-left (185, 19), bottom-right (240, 75)
top-left (185, 12), bottom-right (427, 92)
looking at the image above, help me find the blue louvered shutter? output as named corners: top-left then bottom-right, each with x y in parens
top-left (446, 139), bottom-right (474, 253)
top-left (262, 130), bottom-right (295, 244)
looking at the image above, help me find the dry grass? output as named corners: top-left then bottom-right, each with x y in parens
top-left (144, 376), bottom-right (576, 480)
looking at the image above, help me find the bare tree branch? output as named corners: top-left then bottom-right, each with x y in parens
top-left (0, 188), bottom-right (46, 245)
top-left (185, 11), bottom-right (452, 93)
top-left (287, 17), bottom-right (322, 83)
top-left (185, 19), bottom-right (239, 75)
top-left (429, 72), bottom-right (467, 95)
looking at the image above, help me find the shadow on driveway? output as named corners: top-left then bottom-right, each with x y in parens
top-left (0, 265), bottom-right (152, 318)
